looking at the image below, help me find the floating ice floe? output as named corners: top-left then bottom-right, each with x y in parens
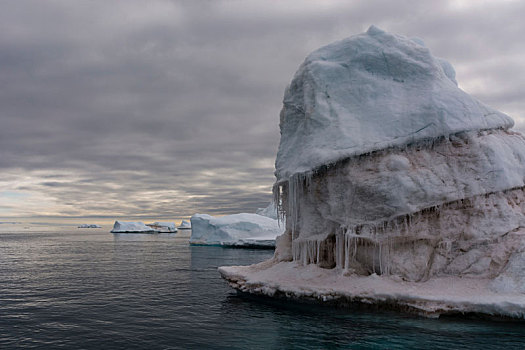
top-left (178, 220), bottom-right (191, 230)
top-left (110, 221), bottom-right (157, 233)
top-left (78, 224), bottom-right (101, 228)
top-left (190, 213), bottom-right (283, 248)
top-left (220, 26), bottom-right (525, 319)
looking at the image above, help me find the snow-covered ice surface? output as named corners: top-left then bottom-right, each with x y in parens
top-left (178, 220), bottom-right (191, 229)
top-left (220, 26), bottom-right (525, 319)
top-left (111, 221), bottom-right (156, 233)
top-left (275, 25), bottom-right (512, 181)
top-left (190, 213), bottom-right (283, 248)
top-left (219, 262), bottom-right (525, 319)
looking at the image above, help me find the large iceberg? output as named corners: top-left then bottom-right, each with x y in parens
top-left (220, 26), bottom-right (525, 318)
top-left (111, 221), bottom-right (156, 233)
top-left (190, 213), bottom-right (283, 248)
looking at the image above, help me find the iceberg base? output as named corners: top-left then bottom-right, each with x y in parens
top-left (219, 262), bottom-right (525, 319)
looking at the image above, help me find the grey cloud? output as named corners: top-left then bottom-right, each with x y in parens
top-left (0, 0), bottom-right (524, 219)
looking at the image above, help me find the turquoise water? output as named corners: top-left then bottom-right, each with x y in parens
top-left (1, 226), bottom-right (525, 349)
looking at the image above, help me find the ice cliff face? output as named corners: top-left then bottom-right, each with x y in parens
top-left (275, 25), bottom-right (513, 181)
top-left (270, 26), bottom-right (525, 285)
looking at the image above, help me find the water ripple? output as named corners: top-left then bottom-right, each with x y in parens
top-left (1, 229), bottom-right (525, 349)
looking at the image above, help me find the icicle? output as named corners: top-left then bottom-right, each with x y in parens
top-left (338, 228), bottom-right (346, 269)
top-left (372, 240), bottom-right (375, 273)
top-left (335, 231), bottom-right (342, 268)
top-left (379, 242), bottom-right (382, 275)
top-left (346, 232), bottom-right (351, 270)
top-left (353, 235), bottom-right (357, 261)
top-left (316, 240), bottom-right (321, 264)
top-left (273, 183), bottom-right (285, 225)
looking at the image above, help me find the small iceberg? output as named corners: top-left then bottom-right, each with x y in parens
top-left (178, 220), bottom-right (191, 230)
top-left (78, 224), bottom-right (101, 228)
top-left (110, 221), bottom-right (156, 233)
top-left (146, 222), bottom-right (178, 233)
top-left (190, 213), bottom-right (283, 248)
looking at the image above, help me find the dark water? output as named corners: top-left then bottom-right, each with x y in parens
top-left (1, 227), bottom-right (525, 349)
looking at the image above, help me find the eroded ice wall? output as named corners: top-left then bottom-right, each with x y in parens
top-left (274, 130), bottom-right (525, 280)
top-left (279, 130), bottom-right (525, 236)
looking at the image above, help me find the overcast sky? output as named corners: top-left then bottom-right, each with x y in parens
top-left (1, 0), bottom-right (524, 221)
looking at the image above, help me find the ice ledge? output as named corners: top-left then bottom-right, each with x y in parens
top-left (219, 262), bottom-right (525, 319)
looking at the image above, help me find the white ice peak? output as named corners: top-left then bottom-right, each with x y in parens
top-left (275, 25), bottom-right (513, 181)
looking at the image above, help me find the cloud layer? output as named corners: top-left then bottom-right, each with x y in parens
top-left (1, 0), bottom-right (524, 219)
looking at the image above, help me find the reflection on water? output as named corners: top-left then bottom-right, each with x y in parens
top-left (0, 228), bottom-right (524, 349)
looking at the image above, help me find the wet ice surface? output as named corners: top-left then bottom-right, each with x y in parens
top-left (1, 226), bottom-right (525, 349)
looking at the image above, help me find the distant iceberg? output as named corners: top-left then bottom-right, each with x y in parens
top-left (111, 221), bottom-right (156, 233)
top-left (178, 220), bottom-right (191, 230)
top-left (78, 224), bottom-right (101, 228)
top-left (146, 222), bottom-right (178, 233)
top-left (190, 213), bottom-right (283, 248)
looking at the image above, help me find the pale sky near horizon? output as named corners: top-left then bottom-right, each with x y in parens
top-left (1, 0), bottom-right (524, 221)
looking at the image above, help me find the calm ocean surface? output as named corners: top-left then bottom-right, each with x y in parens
top-left (1, 225), bottom-right (525, 349)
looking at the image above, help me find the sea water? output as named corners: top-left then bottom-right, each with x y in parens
top-left (1, 225), bottom-right (525, 349)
